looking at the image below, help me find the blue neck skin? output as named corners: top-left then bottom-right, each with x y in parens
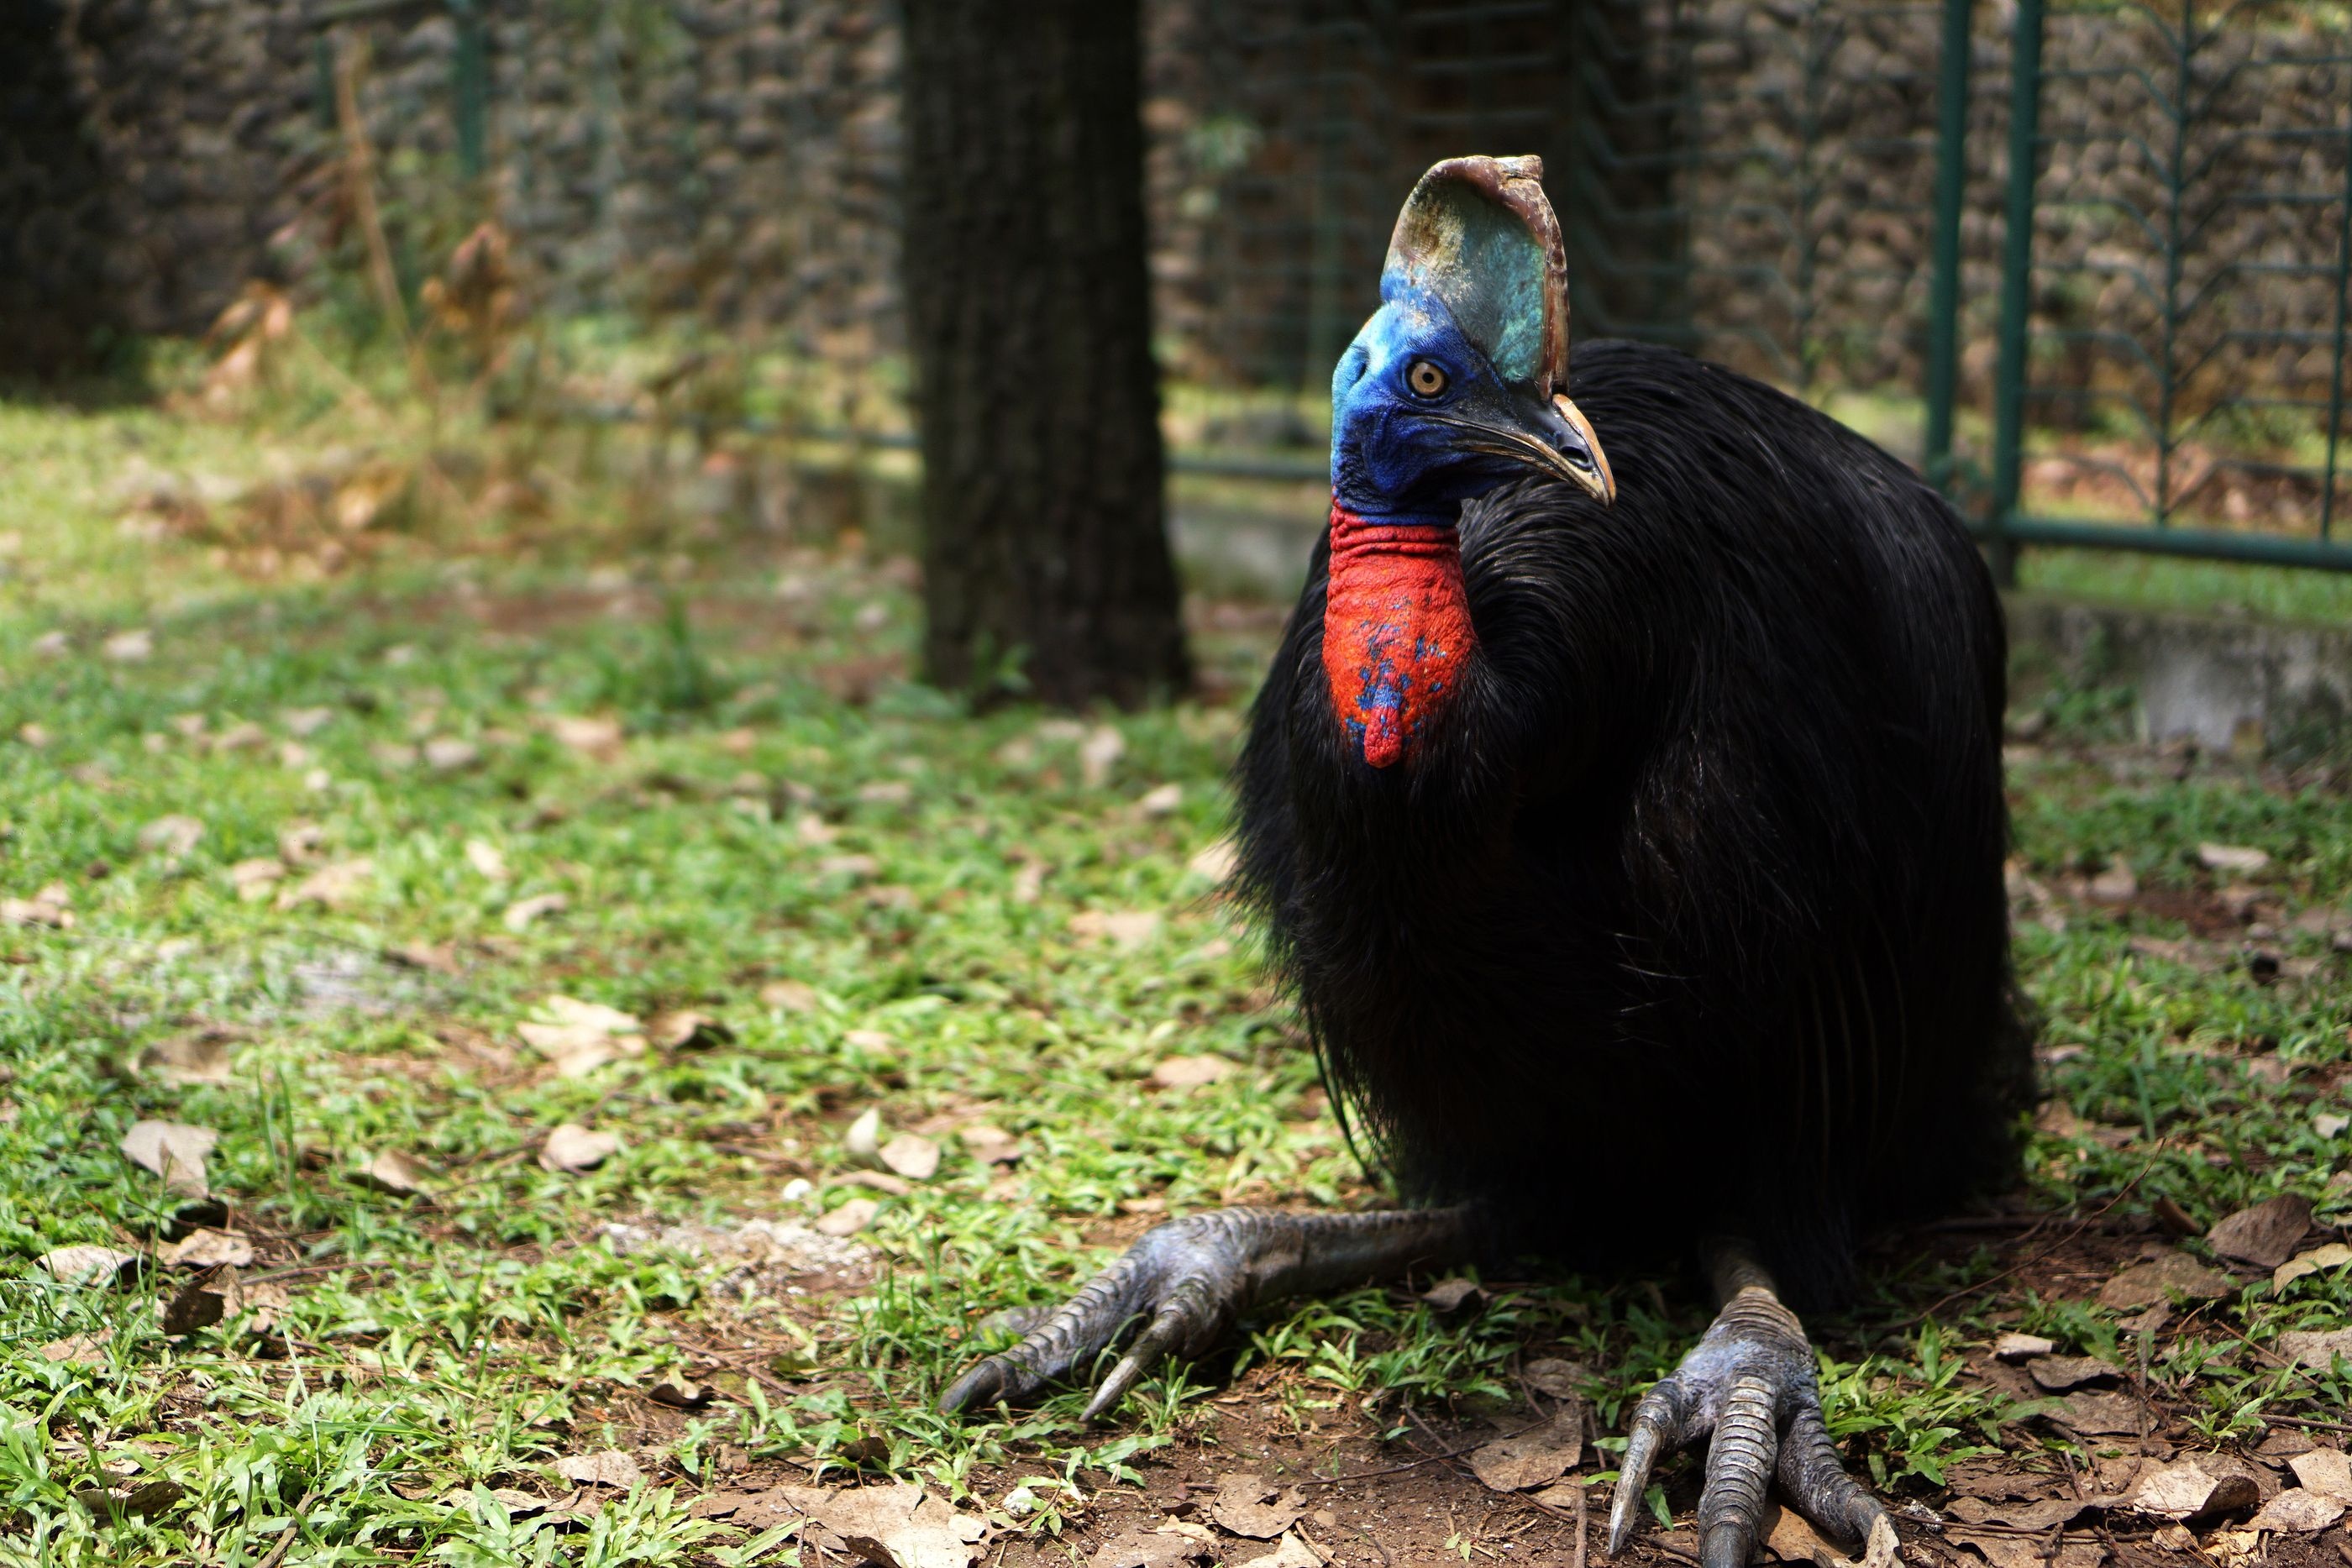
top-left (1327, 282), bottom-right (1518, 530)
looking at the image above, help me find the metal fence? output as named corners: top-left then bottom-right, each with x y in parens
top-left (316, 0), bottom-right (2352, 574)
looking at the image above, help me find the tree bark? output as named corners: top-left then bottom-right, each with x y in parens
top-left (900, 0), bottom-right (1189, 707)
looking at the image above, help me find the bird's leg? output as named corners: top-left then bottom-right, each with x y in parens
top-left (1608, 1238), bottom-right (1895, 1568)
top-left (938, 1205), bottom-right (1473, 1420)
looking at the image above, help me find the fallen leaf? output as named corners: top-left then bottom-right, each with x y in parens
top-left (3, 884), bottom-right (74, 928)
top-left (517, 995), bottom-right (644, 1075)
top-left (1762, 1502), bottom-right (1861, 1567)
top-left (1137, 783), bottom-right (1183, 815)
top-left (958, 1125), bottom-right (1021, 1165)
top-left (2097, 1251), bottom-right (2231, 1309)
top-left (2275, 1242), bottom-right (2352, 1293)
top-left (162, 1265), bottom-right (241, 1335)
top-left (1091, 1525), bottom-right (1215, 1568)
top-left (2198, 843), bottom-right (2271, 875)
top-left (74, 1477), bottom-right (183, 1519)
top-left (2278, 1329), bottom-right (2352, 1371)
top-left (2208, 1194), bottom-right (2313, 1270)
top-left (136, 815), bottom-right (205, 858)
top-left (845, 1028), bottom-right (896, 1054)
top-left (550, 715), bottom-right (625, 760)
top-left (1421, 1277), bottom-right (1483, 1312)
top-left (2051, 1389), bottom-right (2144, 1434)
top-left (1079, 725), bottom-right (1126, 788)
top-left (540, 1124), bottom-right (621, 1173)
top-left (120, 1120), bottom-right (218, 1199)
top-left (1211, 1474), bottom-right (1307, 1539)
top-left (816, 1198), bottom-right (880, 1237)
top-left (842, 1170), bottom-right (912, 1196)
top-left (2290, 1450), bottom-right (2352, 1503)
top-left (423, 737), bottom-right (480, 771)
top-left (1071, 910), bottom-right (1162, 950)
top-left (761, 980), bottom-right (820, 1013)
top-left (39, 1244), bottom-right (140, 1287)
top-left (1945, 1497), bottom-right (2108, 1532)
top-left (502, 893), bottom-right (570, 931)
top-left (1468, 1408), bottom-right (1583, 1492)
top-left (2085, 859), bottom-right (2138, 904)
top-left (137, 1027), bottom-right (237, 1086)
top-left (1236, 1534), bottom-right (1321, 1568)
top-left (1523, 1357), bottom-right (1589, 1398)
top-left (2249, 1489), bottom-right (2344, 1533)
top-left (281, 706), bottom-right (335, 737)
top-left (164, 1229), bottom-right (253, 1268)
top-left (2131, 1460), bottom-right (2259, 1520)
top-left (648, 1376), bottom-right (709, 1409)
top-left (464, 839), bottom-right (509, 879)
top-left (773, 1481), bottom-right (983, 1568)
top-left (1187, 839), bottom-right (1239, 882)
top-left (353, 1148), bottom-right (434, 1198)
top-left (1992, 1332), bottom-right (2056, 1361)
top-left (102, 628), bottom-right (154, 662)
top-left (39, 1329), bottom-right (113, 1366)
top-left (649, 1010), bottom-right (732, 1051)
top-left (845, 1106), bottom-right (886, 1165)
top-left (816, 853), bottom-right (879, 881)
top-left (2027, 1355), bottom-right (2118, 1391)
top-left (1151, 1056), bottom-right (1234, 1089)
top-left (880, 1134), bottom-right (941, 1181)
top-left (2318, 1114), bottom-right (2349, 1139)
top-left (555, 1450), bottom-right (643, 1489)
top-left (229, 857), bottom-right (286, 900)
top-left (275, 857), bottom-right (374, 911)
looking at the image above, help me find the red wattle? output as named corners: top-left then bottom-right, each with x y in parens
top-left (1321, 502), bottom-right (1476, 768)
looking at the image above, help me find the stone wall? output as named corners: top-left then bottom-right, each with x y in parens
top-left (7, 0), bottom-right (2346, 452)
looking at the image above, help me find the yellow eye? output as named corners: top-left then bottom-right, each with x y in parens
top-left (1406, 359), bottom-right (1448, 398)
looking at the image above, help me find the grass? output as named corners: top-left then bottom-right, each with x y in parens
top-left (2, 370), bottom-right (2350, 1566)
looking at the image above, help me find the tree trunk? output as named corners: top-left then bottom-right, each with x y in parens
top-left (900, 0), bottom-right (1189, 707)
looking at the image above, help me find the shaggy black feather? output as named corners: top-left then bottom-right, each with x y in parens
top-left (1233, 339), bottom-right (2033, 1304)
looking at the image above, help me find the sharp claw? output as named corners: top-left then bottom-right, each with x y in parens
top-left (1700, 1523), bottom-right (1753, 1568)
top-left (937, 1355), bottom-right (1010, 1416)
top-left (1083, 1299), bottom-right (1189, 1421)
top-left (1607, 1380), bottom-right (1685, 1556)
top-left (1696, 1372), bottom-right (1780, 1568)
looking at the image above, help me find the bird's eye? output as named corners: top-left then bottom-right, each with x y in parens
top-left (1405, 359), bottom-right (1448, 399)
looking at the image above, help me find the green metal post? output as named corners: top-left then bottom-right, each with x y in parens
top-left (1922, 0), bottom-right (1974, 495)
top-left (1986, 0), bottom-right (2045, 588)
top-left (452, 0), bottom-right (488, 184)
top-left (2322, 102), bottom-right (2352, 543)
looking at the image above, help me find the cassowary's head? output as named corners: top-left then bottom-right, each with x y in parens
top-left (1323, 156), bottom-right (1614, 769)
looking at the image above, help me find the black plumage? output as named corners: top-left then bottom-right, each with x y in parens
top-left (1234, 338), bottom-right (2032, 1302)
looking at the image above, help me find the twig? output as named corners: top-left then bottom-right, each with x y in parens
top-left (1573, 1477), bottom-right (1588, 1568)
top-left (254, 1489), bottom-right (318, 1568)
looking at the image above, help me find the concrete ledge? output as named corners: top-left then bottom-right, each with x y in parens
top-left (2005, 591), bottom-right (2352, 761)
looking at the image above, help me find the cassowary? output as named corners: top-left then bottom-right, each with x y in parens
top-left (943, 155), bottom-right (2028, 1568)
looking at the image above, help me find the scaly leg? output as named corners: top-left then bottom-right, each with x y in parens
top-left (938, 1206), bottom-right (1473, 1420)
top-left (1608, 1239), bottom-right (1896, 1568)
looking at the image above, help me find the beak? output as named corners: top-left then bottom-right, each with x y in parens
top-left (1423, 389), bottom-right (1615, 506)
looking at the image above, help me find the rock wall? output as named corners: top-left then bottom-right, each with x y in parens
top-left (7, 0), bottom-right (2345, 438)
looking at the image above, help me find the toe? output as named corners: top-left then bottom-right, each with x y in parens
top-left (1694, 1372), bottom-right (1780, 1568)
top-left (937, 1354), bottom-right (1016, 1415)
top-left (1607, 1377), bottom-right (1693, 1555)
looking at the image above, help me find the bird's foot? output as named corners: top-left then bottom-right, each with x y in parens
top-left (1607, 1282), bottom-right (1894, 1568)
top-left (939, 1206), bottom-right (1470, 1421)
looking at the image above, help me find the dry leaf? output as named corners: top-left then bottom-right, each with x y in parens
top-left (3, 884), bottom-right (74, 928)
top-left (761, 980), bottom-right (820, 1013)
top-left (816, 1197), bottom-right (881, 1236)
top-left (842, 1170), bottom-right (912, 1196)
top-left (2289, 1450), bottom-right (2352, 1503)
top-left (39, 1245), bottom-right (140, 1287)
top-left (540, 1124), bottom-right (621, 1173)
top-left (1236, 1535), bottom-right (1321, 1568)
top-left (1151, 1056), bottom-right (1234, 1089)
top-left (2097, 1251), bottom-right (2230, 1309)
top-left (649, 1010), bottom-right (732, 1051)
top-left (2198, 843), bottom-right (2271, 874)
top-left (880, 1134), bottom-right (941, 1181)
top-left (2248, 1490), bottom-right (2344, 1533)
top-left (648, 1376), bottom-right (709, 1409)
top-left (2027, 1355), bottom-right (2118, 1391)
top-left (1421, 1277), bottom-right (1483, 1312)
top-left (275, 857), bottom-right (374, 911)
top-left (2131, 1461), bottom-right (2259, 1520)
top-left (165, 1229), bottom-right (253, 1268)
top-left (102, 628), bottom-right (154, 662)
top-left (845, 1106), bottom-right (885, 1164)
top-left (229, 857), bottom-right (286, 899)
top-left (517, 995), bottom-right (644, 1076)
top-left (555, 1450), bottom-right (643, 1489)
top-left (1468, 1408), bottom-right (1583, 1492)
top-left (773, 1481), bottom-right (983, 1568)
top-left (845, 1028), bottom-right (897, 1054)
top-left (39, 1329), bottom-right (113, 1366)
top-left (1070, 910), bottom-right (1162, 951)
top-left (2278, 1329), bottom-right (2352, 1371)
top-left (1079, 725), bottom-right (1126, 788)
top-left (550, 715), bottom-right (625, 760)
top-left (502, 893), bottom-right (570, 931)
top-left (162, 1265), bottom-right (241, 1335)
top-left (1523, 1357), bottom-right (1589, 1398)
top-left (464, 839), bottom-right (509, 879)
top-left (2276, 1243), bottom-right (2352, 1292)
top-left (1092, 1525), bottom-right (1216, 1568)
top-left (353, 1148), bottom-right (434, 1198)
top-left (137, 815), bottom-right (205, 858)
top-left (2051, 1388), bottom-right (2144, 1434)
top-left (1992, 1332), bottom-right (2056, 1361)
top-left (1137, 783), bottom-right (1183, 815)
top-left (137, 1027), bottom-right (237, 1086)
top-left (1187, 839), bottom-right (1239, 882)
top-left (121, 1120), bottom-right (218, 1199)
top-left (74, 1477), bottom-right (184, 1519)
top-left (423, 737), bottom-right (480, 771)
top-left (2208, 1194), bottom-right (2313, 1269)
top-left (958, 1125), bottom-right (1021, 1165)
top-left (1210, 1474), bottom-right (1307, 1539)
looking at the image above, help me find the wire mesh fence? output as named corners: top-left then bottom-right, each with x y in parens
top-left (310, 0), bottom-right (2352, 569)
